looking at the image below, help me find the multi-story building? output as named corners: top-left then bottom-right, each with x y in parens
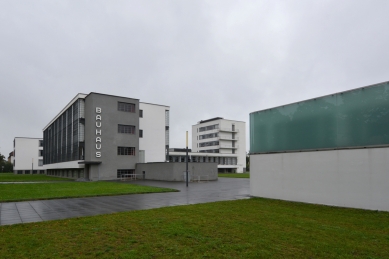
top-left (42, 92), bottom-right (169, 180)
top-left (13, 137), bottom-right (45, 174)
top-left (191, 117), bottom-right (246, 173)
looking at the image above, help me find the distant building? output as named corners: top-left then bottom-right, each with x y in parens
top-left (167, 117), bottom-right (246, 173)
top-left (42, 92), bottom-right (169, 180)
top-left (13, 137), bottom-right (45, 174)
top-left (8, 151), bottom-right (14, 164)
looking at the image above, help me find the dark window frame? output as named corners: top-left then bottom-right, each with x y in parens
top-left (118, 102), bottom-right (135, 113)
top-left (117, 146), bottom-right (136, 156)
top-left (118, 124), bottom-right (136, 134)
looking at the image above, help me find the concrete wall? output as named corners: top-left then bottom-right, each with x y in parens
top-left (250, 147), bottom-right (389, 211)
top-left (84, 93), bottom-right (139, 180)
top-left (139, 103), bottom-right (169, 163)
top-left (136, 162), bottom-right (218, 181)
top-left (13, 138), bottom-right (44, 173)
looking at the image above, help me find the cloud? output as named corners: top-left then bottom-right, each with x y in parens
top-left (0, 0), bottom-right (388, 154)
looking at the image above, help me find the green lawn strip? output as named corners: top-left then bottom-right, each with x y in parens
top-left (0, 173), bottom-right (73, 182)
top-left (218, 173), bottom-right (250, 178)
top-left (1, 198), bottom-right (388, 258)
top-left (0, 182), bottom-right (177, 202)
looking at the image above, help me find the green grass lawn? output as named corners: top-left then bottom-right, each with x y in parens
top-left (0, 172), bottom-right (73, 182)
top-left (0, 182), bottom-right (177, 202)
top-left (1, 198), bottom-right (388, 258)
top-left (218, 173), bottom-right (250, 178)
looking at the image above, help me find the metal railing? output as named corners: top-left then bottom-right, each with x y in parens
top-left (219, 128), bottom-right (239, 132)
top-left (120, 174), bottom-right (143, 181)
top-left (218, 136), bottom-right (239, 140)
top-left (219, 145), bottom-right (239, 149)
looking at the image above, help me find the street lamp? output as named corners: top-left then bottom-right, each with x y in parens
top-left (186, 131), bottom-right (189, 187)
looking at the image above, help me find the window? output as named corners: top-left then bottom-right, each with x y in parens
top-left (40, 170), bottom-right (45, 174)
top-left (118, 124), bottom-right (135, 134)
top-left (38, 160), bottom-right (43, 166)
top-left (199, 149), bottom-right (219, 153)
top-left (199, 141), bottom-right (219, 147)
top-left (139, 129), bottom-right (143, 138)
top-left (118, 147), bottom-right (135, 156)
top-left (199, 133), bottom-right (218, 140)
top-left (39, 150), bottom-right (44, 156)
top-left (118, 102), bottom-right (135, 112)
top-left (25, 170), bottom-right (30, 174)
top-left (117, 169), bottom-right (135, 178)
top-left (139, 109), bottom-right (143, 118)
top-left (39, 140), bottom-right (43, 147)
top-left (199, 124), bottom-right (219, 132)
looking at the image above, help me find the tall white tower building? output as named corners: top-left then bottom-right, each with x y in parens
top-left (192, 117), bottom-right (246, 173)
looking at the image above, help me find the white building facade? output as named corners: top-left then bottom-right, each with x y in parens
top-left (13, 137), bottom-right (45, 174)
top-left (192, 118), bottom-right (246, 173)
top-left (139, 102), bottom-right (170, 163)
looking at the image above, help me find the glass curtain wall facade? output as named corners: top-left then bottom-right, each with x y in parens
top-left (250, 81), bottom-right (389, 154)
top-left (43, 99), bottom-right (85, 164)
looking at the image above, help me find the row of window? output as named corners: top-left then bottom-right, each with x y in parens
top-left (118, 102), bottom-right (136, 112)
top-left (199, 133), bottom-right (218, 140)
top-left (17, 170), bottom-right (45, 174)
top-left (199, 149), bottom-right (219, 153)
top-left (117, 169), bottom-right (135, 178)
top-left (117, 103), bottom-right (144, 118)
top-left (199, 124), bottom-right (219, 132)
top-left (169, 156), bottom-right (237, 165)
top-left (199, 141), bottom-right (219, 147)
top-left (117, 147), bottom-right (136, 156)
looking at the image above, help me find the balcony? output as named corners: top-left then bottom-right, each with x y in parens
top-left (218, 136), bottom-right (239, 141)
top-left (219, 128), bottom-right (239, 132)
top-left (219, 144), bottom-right (238, 149)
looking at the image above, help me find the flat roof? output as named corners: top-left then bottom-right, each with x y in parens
top-left (199, 117), bottom-right (223, 124)
top-left (43, 92), bottom-right (169, 131)
top-left (140, 102), bottom-right (170, 108)
top-left (195, 118), bottom-right (246, 125)
top-left (87, 92), bottom-right (139, 101)
top-left (169, 151), bottom-right (237, 157)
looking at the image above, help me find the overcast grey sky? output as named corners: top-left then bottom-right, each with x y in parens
top-left (1, 0), bottom-right (388, 155)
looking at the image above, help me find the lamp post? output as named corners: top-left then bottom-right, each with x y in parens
top-left (32, 158), bottom-right (33, 174)
top-left (186, 131), bottom-right (189, 187)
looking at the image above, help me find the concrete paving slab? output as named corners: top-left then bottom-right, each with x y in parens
top-left (0, 178), bottom-right (249, 226)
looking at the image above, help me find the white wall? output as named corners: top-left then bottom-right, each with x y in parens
top-left (139, 103), bottom-right (169, 162)
top-left (13, 138), bottom-right (44, 172)
top-left (250, 147), bottom-right (389, 211)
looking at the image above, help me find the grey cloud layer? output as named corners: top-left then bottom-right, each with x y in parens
top-left (1, 0), bottom-right (388, 153)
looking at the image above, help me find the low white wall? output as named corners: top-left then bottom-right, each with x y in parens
top-left (250, 147), bottom-right (389, 211)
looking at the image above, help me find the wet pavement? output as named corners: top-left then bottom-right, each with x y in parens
top-left (0, 178), bottom-right (249, 226)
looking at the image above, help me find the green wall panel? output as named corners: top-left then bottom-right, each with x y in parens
top-left (250, 82), bottom-right (389, 153)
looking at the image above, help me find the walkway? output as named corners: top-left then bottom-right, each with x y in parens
top-left (0, 178), bottom-right (249, 226)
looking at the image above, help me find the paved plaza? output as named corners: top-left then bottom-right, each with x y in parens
top-left (0, 178), bottom-right (249, 226)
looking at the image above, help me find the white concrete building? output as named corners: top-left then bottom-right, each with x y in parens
top-left (13, 137), bottom-right (45, 174)
top-left (191, 117), bottom-right (246, 173)
top-left (139, 102), bottom-right (170, 163)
